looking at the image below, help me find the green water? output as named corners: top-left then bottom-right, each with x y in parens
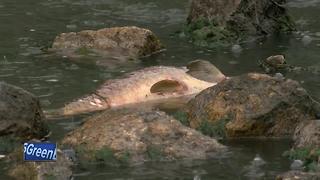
top-left (0, 0), bottom-right (320, 179)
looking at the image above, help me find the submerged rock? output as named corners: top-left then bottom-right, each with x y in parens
top-left (185, 0), bottom-right (295, 47)
top-left (7, 149), bottom-right (73, 180)
top-left (259, 55), bottom-right (289, 74)
top-left (260, 55), bottom-right (320, 76)
top-left (187, 73), bottom-right (316, 138)
top-left (60, 63), bottom-right (225, 116)
top-left (0, 82), bottom-right (49, 140)
top-left (302, 35), bottom-right (313, 46)
top-left (290, 160), bottom-right (304, 171)
top-left (51, 26), bottom-right (164, 59)
top-left (62, 109), bottom-right (226, 165)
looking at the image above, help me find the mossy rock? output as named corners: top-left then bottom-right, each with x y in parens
top-left (283, 148), bottom-right (320, 172)
top-left (182, 19), bottom-right (236, 48)
top-left (172, 111), bottom-right (190, 126)
top-left (197, 118), bottom-right (230, 139)
top-left (73, 144), bottom-right (131, 167)
top-left (0, 135), bottom-right (21, 154)
top-left (184, 0), bottom-right (295, 47)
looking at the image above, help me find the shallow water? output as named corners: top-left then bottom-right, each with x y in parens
top-left (0, 0), bottom-right (319, 179)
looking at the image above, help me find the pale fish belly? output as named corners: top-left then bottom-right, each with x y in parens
top-left (62, 66), bottom-right (215, 116)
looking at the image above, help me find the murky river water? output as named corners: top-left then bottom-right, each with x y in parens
top-left (0, 0), bottom-right (320, 179)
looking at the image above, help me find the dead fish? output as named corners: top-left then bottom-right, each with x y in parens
top-left (59, 61), bottom-right (226, 116)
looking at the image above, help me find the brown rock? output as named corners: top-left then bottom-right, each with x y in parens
top-left (52, 26), bottom-right (164, 58)
top-left (260, 55), bottom-right (289, 73)
top-left (294, 120), bottom-right (320, 149)
top-left (187, 0), bottom-right (241, 26)
top-left (0, 82), bottom-right (49, 140)
top-left (187, 73), bottom-right (316, 137)
top-left (62, 109), bottom-right (226, 164)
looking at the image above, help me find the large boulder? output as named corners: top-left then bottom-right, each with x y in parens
top-left (184, 0), bottom-right (295, 47)
top-left (59, 62), bottom-right (225, 116)
top-left (0, 82), bottom-right (49, 140)
top-left (187, 73), bottom-right (317, 138)
top-left (51, 26), bottom-right (164, 59)
top-left (62, 109), bottom-right (226, 165)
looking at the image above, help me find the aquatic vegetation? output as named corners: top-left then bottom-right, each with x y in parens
top-left (197, 118), bottom-right (230, 139)
top-left (75, 47), bottom-right (94, 56)
top-left (43, 174), bottom-right (58, 180)
top-left (118, 151), bottom-right (131, 164)
top-left (172, 111), bottom-right (190, 126)
top-left (0, 136), bottom-right (20, 154)
top-left (276, 15), bottom-right (296, 32)
top-left (146, 145), bottom-right (163, 161)
top-left (283, 148), bottom-right (320, 172)
top-left (182, 18), bottom-right (236, 48)
top-left (74, 145), bottom-right (131, 167)
top-left (94, 146), bottom-right (117, 163)
top-left (183, 0), bottom-right (295, 48)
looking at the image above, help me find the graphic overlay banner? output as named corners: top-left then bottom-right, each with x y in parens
top-left (24, 142), bottom-right (57, 161)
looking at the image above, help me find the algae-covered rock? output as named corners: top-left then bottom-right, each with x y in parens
top-left (52, 26), bottom-right (164, 59)
top-left (62, 109), bottom-right (226, 165)
top-left (184, 0), bottom-right (295, 47)
top-left (0, 82), bottom-right (49, 140)
top-left (282, 120), bottom-right (320, 173)
top-left (187, 73), bottom-right (316, 138)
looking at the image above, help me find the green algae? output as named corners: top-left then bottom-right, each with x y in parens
top-left (146, 145), bottom-right (163, 161)
top-left (283, 148), bottom-right (320, 172)
top-left (74, 47), bottom-right (94, 56)
top-left (197, 118), bottom-right (230, 139)
top-left (172, 111), bottom-right (190, 126)
top-left (183, 19), bottom-right (236, 48)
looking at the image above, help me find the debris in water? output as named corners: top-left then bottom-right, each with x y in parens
top-left (231, 44), bottom-right (242, 54)
top-left (302, 35), bottom-right (312, 45)
top-left (46, 79), bottom-right (59, 82)
top-left (243, 154), bottom-right (266, 179)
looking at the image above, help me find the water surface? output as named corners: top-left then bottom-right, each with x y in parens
top-left (0, 0), bottom-right (320, 179)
